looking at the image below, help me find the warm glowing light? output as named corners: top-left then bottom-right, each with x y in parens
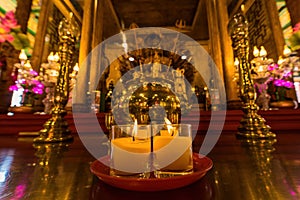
top-left (73, 63), bottom-right (79, 71)
top-left (181, 55), bottom-right (187, 60)
top-left (259, 46), bottom-right (267, 57)
top-left (132, 119), bottom-right (138, 140)
top-left (129, 57), bottom-right (135, 61)
top-left (23, 60), bottom-right (32, 70)
top-left (277, 56), bottom-right (284, 65)
top-left (234, 58), bottom-right (239, 66)
top-left (53, 52), bottom-right (60, 62)
top-left (48, 52), bottom-right (60, 63)
top-left (258, 65), bottom-right (264, 72)
top-left (283, 45), bottom-right (292, 57)
top-left (164, 117), bottom-right (173, 134)
top-left (47, 52), bottom-right (54, 62)
top-left (241, 4), bottom-right (245, 13)
top-left (19, 49), bottom-right (27, 61)
top-left (253, 46), bottom-right (260, 57)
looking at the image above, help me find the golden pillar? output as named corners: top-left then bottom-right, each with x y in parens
top-left (72, 0), bottom-right (95, 112)
top-left (34, 14), bottom-right (80, 143)
top-left (89, 0), bottom-right (105, 99)
top-left (215, 0), bottom-right (240, 109)
top-left (30, 0), bottom-right (52, 71)
top-left (228, 7), bottom-right (276, 139)
top-left (206, 0), bottom-right (223, 78)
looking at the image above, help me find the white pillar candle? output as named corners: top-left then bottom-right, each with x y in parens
top-left (153, 136), bottom-right (193, 171)
top-left (111, 137), bottom-right (151, 174)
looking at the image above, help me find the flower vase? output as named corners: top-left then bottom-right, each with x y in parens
top-left (22, 92), bottom-right (34, 107)
top-left (8, 92), bottom-right (34, 113)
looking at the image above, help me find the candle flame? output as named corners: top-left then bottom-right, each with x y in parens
top-left (259, 46), bottom-right (267, 57)
top-left (277, 56), bottom-right (284, 65)
top-left (132, 119), bottom-right (138, 141)
top-left (164, 117), bottom-right (173, 135)
top-left (253, 46), bottom-right (260, 57)
top-left (234, 58), bottom-right (239, 66)
top-left (283, 45), bottom-right (291, 57)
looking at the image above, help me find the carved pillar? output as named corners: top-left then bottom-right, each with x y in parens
top-left (285, 0), bottom-right (300, 27)
top-left (15, 0), bottom-right (33, 33)
top-left (206, 0), bottom-right (223, 78)
top-left (206, 0), bottom-right (228, 109)
top-left (73, 0), bottom-right (94, 112)
top-left (216, 0), bottom-right (241, 109)
top-left (89, 0), bottom-right (104, 94)
top-left (264, 0), bottom-right (285, 59)
top-left (30, 0), bottom-right (52, 71)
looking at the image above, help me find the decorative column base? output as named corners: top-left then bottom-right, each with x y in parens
top-left (34, 13), bottom-right (79, 143)
top-left (236, 103), bottom-right (276, 139)
top-left (33, 111), bottom-right (73, 143)
top-left (228, 6), bottom-right (276, 140)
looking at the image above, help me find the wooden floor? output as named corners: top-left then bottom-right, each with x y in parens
top-left (0, 131), bottom-right (299, 199)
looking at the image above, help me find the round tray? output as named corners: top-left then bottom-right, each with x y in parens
top-left (90, 153), bottom-right (213, 191)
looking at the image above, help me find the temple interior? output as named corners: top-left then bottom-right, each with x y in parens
top-left (0, 0), bottom-right (300, 199)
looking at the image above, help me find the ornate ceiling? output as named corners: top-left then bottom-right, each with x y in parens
top-left (73, 0), bottom-right (214, 41)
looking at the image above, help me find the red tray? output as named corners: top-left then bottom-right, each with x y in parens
top-left (90, 153), bottom-right (213, 191)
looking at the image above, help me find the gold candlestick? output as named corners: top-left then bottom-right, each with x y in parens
top-left (34, 13), bottom-right (79, 143)
top-left (228, 7), bottom-right (276, 139)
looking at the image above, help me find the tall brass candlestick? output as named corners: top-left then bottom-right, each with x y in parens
top-left (34, 13), bottom-right (79, 143)
top-left (228, 7), bottom-right (276, 139)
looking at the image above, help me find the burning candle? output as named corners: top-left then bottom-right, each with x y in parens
top-left (110, 123), bottom-right (193, 178)
top-left (110, 123), bottom-right (151, 177)
top-left (154, 135), bottom-right (193, 171)
top-left (110, 137), bottom-right (151, 176)
top-left (153, 123), bottom-right (193, 177)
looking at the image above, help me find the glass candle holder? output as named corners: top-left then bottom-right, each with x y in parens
top-left (110, 124), bottom-right (151, 178)
top-left (109, 123), bottom-right (193, 179)
top-left (152, 124), bottom-right (193, 178)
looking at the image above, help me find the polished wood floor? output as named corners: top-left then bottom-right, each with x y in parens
top-left (0, 130), bottom-right (299, 200)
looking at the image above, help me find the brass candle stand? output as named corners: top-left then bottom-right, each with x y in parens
top-left (228, 8), bottom-right (276, 139)
top-left (34, 13), bottom-right (79, 143)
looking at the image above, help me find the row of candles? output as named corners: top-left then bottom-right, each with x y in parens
top-left (110, 120), bottom-right (193, 177)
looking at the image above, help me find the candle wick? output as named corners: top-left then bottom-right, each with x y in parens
top-left (132, 135), bottom-right (135, 141)
top-left (170, 127), bottom-right (175, 136)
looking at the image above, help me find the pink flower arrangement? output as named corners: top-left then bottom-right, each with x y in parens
top-left (266, 63), bottom-right (294, 89)
top-left (9, 69), bottom-right (45, 95)
top-left (0, 11), bottom-right (20, 43)
top-left (293, 22), bottom-right (300, 32)
top-left (0, 10), bottom-right (31, 51)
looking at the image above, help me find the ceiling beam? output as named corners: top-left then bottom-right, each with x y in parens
top-left (64, 0), bottom-right (82, 23)
top-left (52, 0), bottom-right (82, 24)
top-left (105, 0), bottom-right (121, 30)
top-left (192, 0), bottom-right (205, 30)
